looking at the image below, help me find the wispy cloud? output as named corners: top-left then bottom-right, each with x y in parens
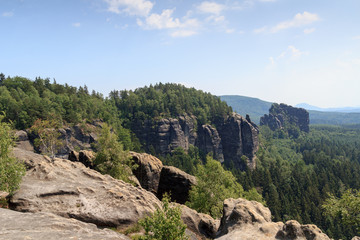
top-left (170, 30), bottom-right (198, 38)
top-left (104, 0), bottom-right (153, 16)
top-left (197, 1), bottom-right (226, 15)
top-left (271, 11), bottom-right (319, 33)
top-left (72, 22), bottom-right (81, 27)
top-left (303, 28), bottom-right (315, 34)
top-left (353, 35), bottom-right (360, 40)
top-left (267, 45), bottom-right (308, 69)
top-left (137, 9), bottom-right (181, 30)
top-left (2, 11), bottom-right (14, 17)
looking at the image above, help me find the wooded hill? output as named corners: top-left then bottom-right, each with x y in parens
top-left (1, 75), bottom-right (360, 239)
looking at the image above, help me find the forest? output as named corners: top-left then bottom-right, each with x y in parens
top-left (1, 75), bottom-right (360, 239)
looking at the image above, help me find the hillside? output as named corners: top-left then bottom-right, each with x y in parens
top-left (220, 95), bottom-right (272, 124)
top-left (221, 95), bottom-right (360, 125)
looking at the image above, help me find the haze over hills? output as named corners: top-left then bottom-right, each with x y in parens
top-left (220, 95), bottom-right (360, 125)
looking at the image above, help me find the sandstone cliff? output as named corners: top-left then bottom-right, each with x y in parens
top-left (260, 103), bottom-right (310, 133)
top-left (133, 113), bottom-right (259, 170)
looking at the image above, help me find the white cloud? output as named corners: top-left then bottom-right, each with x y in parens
top-left (2, 11), bottom-right (14, 17)
top-left (303, 28), bottom-right (315, 34)
top-left (197, 1), bottom-right (226, 15)
top-left (72, 22), bottom-right (81, 27)
top-left (170, 30), bottom-right (197, 38)
top-left (271, 11), bottom-right (319, 33)
top-left (287, 45), bottom-right (307, 59)
top-left (138, 9), bottom-right (181, 29)
top-left (104, 0), bottom-right (153, 16)
top-left (225, 28), bottom-right (235, 34)
top-left (353, 35), bottom-right (360, 40)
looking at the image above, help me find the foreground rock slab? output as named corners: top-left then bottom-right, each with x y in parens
top-left (10, 148), bottom-right (161, 228)
top-left (216, 198), bottom-right (330, 240)
top-left (0, 208), bottom-right (129, 240)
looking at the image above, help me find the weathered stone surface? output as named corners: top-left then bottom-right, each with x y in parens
top-left (130, 151), bottom-right (163, 194)
top-left (78, 150), bottom-right (95, 168)
top-left (276, 220), bottom-right (331, 240)
top-left (260, 103), bottom-right (310, 133)
top-left (0, 208), bottom-right (129, 240)
top-left (10, 148), bottom-right (161, 228)
top-left (14, 130), bottom-right (34, 152)
top-left (352, 237), bottom-right (360, 240)
top-left (68, 150), bottom-right (80, 162)
top-left (157, 166), bottom-right (197, 204)
top-left (217, 113), bottom-right (259, 170)
top-left (196, 124), bottom-right (224, 163)
top-left (216, 198), bottom-right (330, 240)
top-left (176, 203), bottom-right (220, 239)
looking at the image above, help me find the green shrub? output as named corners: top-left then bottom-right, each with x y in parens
top-left (139, 193), bottom-right (188, 240)
top-left (0, 114), bottom-right (26, 194)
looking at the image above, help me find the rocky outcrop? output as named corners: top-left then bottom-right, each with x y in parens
top-left (260, 103), bottom-right (310, 133)
top-left (157, 166), bottom-right (197, 204)
top-left (134, 113), bottom-right (259, 170)
top-left (216, 198), bottom-right (330, 240)
top-left (217, 113), bottom-right (259, 169)
top-left (0, 208), bottom-right (129, 240)
top-left (130, 151), bottom-right (163, 194)
top-left (14, 130), bottom-right (34, 152)
top-left (177, 203), bottom-right (220, 239)
top-left (10, 148), bottom-right (161, 228)
top-left (69, 150), bottom-right (95, 168)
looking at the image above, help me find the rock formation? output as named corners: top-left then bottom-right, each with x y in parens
top-left (260, 103), bottom-right (310, 133)
top-left (134, 113), bottom-right (259, 170)
top-left (157, 166), bottom-right (197, 204)
top-left (10, 147), bottom-right (161, 228)
top-left (0, 208), bottom-right (129, 240)
top-left (130, 151), bottom-right (163, 195)
top-left (216, 198), bottom-right (330, 240)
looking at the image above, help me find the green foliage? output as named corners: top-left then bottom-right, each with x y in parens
top-left (323, 189), bottom-right (360, 233)
top-left (139, 193), bottom-right (188, 240)
top-left (163, 146), bottom-right (201, 175)
top-left (30, 117), bottom-right (64, 158)
top-left (0, 114), bottom-right (26, 194)
top-left (235, 125), bottom-right (360, 239)
top-left (187, 156), bottom-right (263, 218)
top-left (94, 123), bottom-right (137, 184)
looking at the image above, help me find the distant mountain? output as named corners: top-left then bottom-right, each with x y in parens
top-left (220, 95), bottom-right (272, 124)
top-left (221, 95), bottom-right (360, 125)
top-left (296, 103), bottom-right (360, 113)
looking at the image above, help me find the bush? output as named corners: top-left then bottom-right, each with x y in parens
top-left (0, 114), bottom-right (26, 194)
top-left (94, 123), bottom-right (137, 183)
top-left (186, 156), bottom-right (264, 218)
top-left (139, 193), bottom-right (188, 240)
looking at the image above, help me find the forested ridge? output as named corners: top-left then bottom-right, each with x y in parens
top-left (1, 75), bottom-right (360, 239)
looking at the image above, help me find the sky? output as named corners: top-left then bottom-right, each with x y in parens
top-left (1, 0), bottom-right (360, 108)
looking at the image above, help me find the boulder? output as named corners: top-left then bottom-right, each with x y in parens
top-left (0, 208), bottom-right (129, 240)
top-left (216, 198), bottom-right (330, 240)
top-left (79, 150), bottom-right (95, 168)
top-left (276, 220), bottom-right (331, 240)
top-left (14, 130), bottom-right (34, 152)
top-left (176, 203), bottom-right (220, 239)
top-left (157, 166), bottom-right (197, 204)
top-left (10, 148), bottom-right (161, 228)
top-left (130, 151), bottom-right (163, 194)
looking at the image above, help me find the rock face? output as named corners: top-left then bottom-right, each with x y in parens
top-left (134, 113), bottom-right (259, 170)
top-left (0, 208), bottom-right (129, 240)
top-left (217, 113), bottom-right (259, 169)
top-left (216, 198), bottom-right (330, 240)
top-left (177, 203), bottom-right (220, 239)
top-left (157, 166), bottom-right (197, 204)
top-left (260, 103), bottom-right (310, 133)
top-left (130, 151), bottom-right (163, 194)
top-left (69, 150), bottom-right (95, 168)
top-left (14, 130), bottom-right (34, 152)
top-left (10, 148), bottom-right (161, 228)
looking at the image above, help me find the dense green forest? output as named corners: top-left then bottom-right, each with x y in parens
top-left (2, 75), bottom-right (360, 239)
top-left (234, 125), bottom-right (360, 239)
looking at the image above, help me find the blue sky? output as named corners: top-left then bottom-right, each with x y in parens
top-left (1, 0), bottom-right (360, 108)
